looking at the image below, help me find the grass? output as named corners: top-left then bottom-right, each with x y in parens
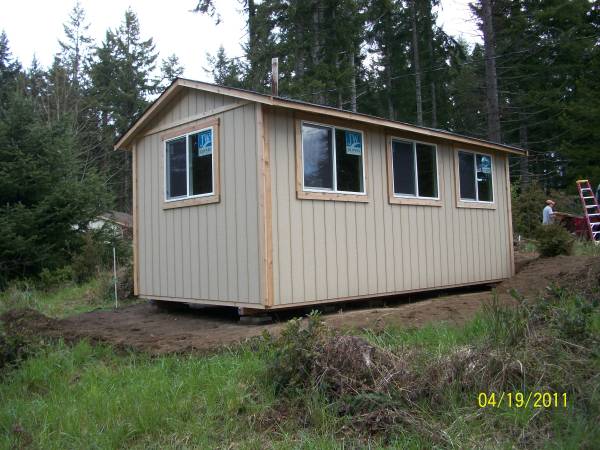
top-left (1, 284), bottom-right (599, 448)
top-left (572, 239), bottom-right (600, 256)
top-left (0, 274), bottom-right (139, 319)
top-left (0, 341), bottom-right (351, 449)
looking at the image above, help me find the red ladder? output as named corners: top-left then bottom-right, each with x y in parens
top-left (576, 179), bottom-right (600, 243)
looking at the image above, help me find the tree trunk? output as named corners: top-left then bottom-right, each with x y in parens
top-left (295, 26), bottom-right (305, 80)
top-left (481, 0), bottom-right (501, 142)
top-left (427, 20), bottom-right (437, 128)
top-left (519, 111), bottom-right (529, 186)
top-left (411, 1), bottom-right (423, 126)
top-left (350, 52), bottom-right (357, 112)
top-left (311, 2), bottom-right (325, 104)
top-left (430, 81), bottom-right (437, 128)
top-left (336, 56), bottom-right (343, 108)
top-left (385, 46), bottom-right (394, 120)
top-left (247, 0), bottom-right (259, 89)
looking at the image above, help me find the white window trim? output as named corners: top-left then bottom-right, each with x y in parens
top-left (458, 149), bottom-right (495, 204)
top-left (390, 138), bottom-right (440, 201)
top-left (164, 126), bottom-right (215, 203)
top-left (301, 120), bottom-right (367, 196)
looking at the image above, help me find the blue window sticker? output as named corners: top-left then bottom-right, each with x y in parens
top-left (479, 155), bottom-right (491, 174)
top-left (345, 131), bottom-right (362, 156)
top-left (197, 129), bottom-right (213, 157)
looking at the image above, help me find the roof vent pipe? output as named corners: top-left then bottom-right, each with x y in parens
top-left (271, 57), bottom-right (279, 96)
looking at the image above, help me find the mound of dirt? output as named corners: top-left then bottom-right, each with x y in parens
top-left (1, 309), bottom-right (60, 337)
top-left (553, 258), bottom-right (600, 300)
top-left (1, 254), bottom-right (598, 354)
top-left (500, 255), bottom-right (600, 299)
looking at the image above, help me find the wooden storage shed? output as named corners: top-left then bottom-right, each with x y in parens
top-left (115, 78), bottom-right (525, 311)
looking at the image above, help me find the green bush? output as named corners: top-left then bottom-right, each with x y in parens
top-left (0, 326), bottom-right (28, 372)
top-left (0, 91), bottom-right (112, 288)
top-left (71, 226), bottom-right (132, 283)
top-left (71, 234), bottom-right (104, 283)
top-left (39, 267), bottom-right (74, 290)
top-left (511, 182), bottom-right (580, 239)
top-left (0, 281), bottom-right (38, 312)
top-left (267, 311), bottom-right (327, 393)
top-left (512, 182), bottom-right (546, 238)
top-left (536, 224), bottom-right (574, 257)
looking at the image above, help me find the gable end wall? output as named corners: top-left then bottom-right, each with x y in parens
top-left (134, 89), bottom-right (263, 306)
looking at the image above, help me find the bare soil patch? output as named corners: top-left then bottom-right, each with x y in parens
top-left (2, 254), bottom-right (598, 354)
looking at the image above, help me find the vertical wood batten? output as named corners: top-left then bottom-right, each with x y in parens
top-left (132, 142), bottom-right (139, 295)
top-left (289, 115), bottom-right (304, 303)
top-left (224, 108), bottom-right (238, 300)
top-left (149, 135), bottom-right (158, 295)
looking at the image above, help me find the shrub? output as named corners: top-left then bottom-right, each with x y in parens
top-left (0, 91), bottom-right (112, 287)
top-left (0, 326), bottom-right (28, 371)
top-left (267, 311), bottom-right (327, 393)
top-left (71, 234), bottom-right (105, 283)
top-left (39, 266), bottom-right (74, 290)
top-left (512, 182), bottom-right (547, 238)
top-left (512, 182), bottom-right (580, 239)
top-left (116, 264), bottom-right (134, 299)
top-left (71, 226), bottom-right (132, 283)
top-left (536, 224), bottom-right (574, 257)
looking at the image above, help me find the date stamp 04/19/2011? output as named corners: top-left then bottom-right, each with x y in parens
top-left (477, 392), bottom-right (568, 409)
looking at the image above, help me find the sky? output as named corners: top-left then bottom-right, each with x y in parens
top-left (0, 0), bottom-right (482, 83)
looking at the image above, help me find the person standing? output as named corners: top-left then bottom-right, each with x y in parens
top-left (542, 199), bottom-right (555, 225)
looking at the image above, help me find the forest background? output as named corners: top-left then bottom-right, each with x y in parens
top-left (1, 0), bottom-right (598, 284)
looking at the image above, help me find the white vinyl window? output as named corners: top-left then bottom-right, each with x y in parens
top-left (391, 139), bottom-right (439, 199)
top-left (165, 127), bottom-right (214, 201)
top-left (301, 121), bottom-right (366, 194)
top-left (458, 150), bottom-right (494, 202)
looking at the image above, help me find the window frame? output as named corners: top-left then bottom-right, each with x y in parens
top-left (161, 117), bottom-right (220, 209)
top-left (296, 118), bottom-right (369, 202)
top-left (386, 136), bottom-right (442, 207)
top-left (454, 147), bottom-right (496, 209)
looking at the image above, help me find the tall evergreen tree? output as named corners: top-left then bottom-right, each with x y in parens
top-left (0, 31), bottom-right (22, 109)
top-left (88, 8), bottom-right (159, 211)
top-left (159, 54), bottom-right (185, 89)
top-left (0, 90), bottom-right (111, 285)
top-left (205, 46), bottom-right (244, 87)
top-left (58, 1), bottom-right (93, 93)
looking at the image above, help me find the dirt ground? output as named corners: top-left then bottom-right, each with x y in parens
top-left (3, 253), bottom-right (598, 355)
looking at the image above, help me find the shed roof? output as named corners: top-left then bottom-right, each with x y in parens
top-left (115, 77), bottom-right (527, 156)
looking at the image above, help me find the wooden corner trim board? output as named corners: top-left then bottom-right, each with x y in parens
top-left (132, 142), bottom-right (139, 296)
top-left (257, 104), bottom-right (274, 307)
top-left (294, 113), bottom-right (370, 203)
top-left (385, 134), bottom-right (443, 207)
top-left (453, 145), bottom-right (498, 210)
top-left (160, 119), bottom-right (221, 210)
top-left (505, 156), bottom-right (516, 276)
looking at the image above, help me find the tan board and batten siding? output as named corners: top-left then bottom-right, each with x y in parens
top-left (266, 108), bottom-right (513, 307)
top-left (135, 90), bottom-right (264, 308)
top-left (128, 81), bottom-right (516, 310)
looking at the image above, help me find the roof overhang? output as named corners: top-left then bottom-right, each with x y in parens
top-left (115, 78), bottom-right (528, 156)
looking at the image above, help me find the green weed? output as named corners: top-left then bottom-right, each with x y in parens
top-left (0, 275), bottom-right (135, 318)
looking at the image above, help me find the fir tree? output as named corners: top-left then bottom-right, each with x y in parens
top-left (159, 54), bottom-right (184, 89)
